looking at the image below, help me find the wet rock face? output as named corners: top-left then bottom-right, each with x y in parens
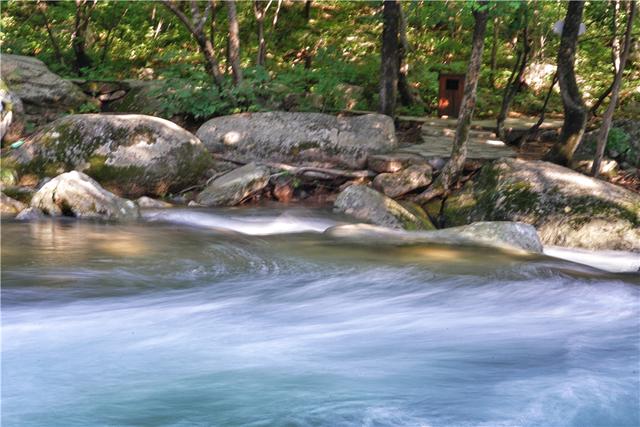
top-left (196, 112), bottom-right (397, 169)
top-left (8, 114), bottom-right (211, 198)
top-left (0, 54), bottom-right (90, 116)
top-left (1, 192), bottom-right (27, 217)
top-left (334, 185), bottom-right (434, 230)
top-left (196, 163), bottom-right (271, 207)
top-left (30, 171), bottom-right (139, 220)
top-left (443, 158), bottom-right (640, 251)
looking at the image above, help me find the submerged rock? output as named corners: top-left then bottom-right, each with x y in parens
top-left (196, 163), bottom-right (271, 207)
top-left (8, 114), bottom-right (211, 197)
top-left (136, 196), bottom-right (173, 209)
top-left (325, 221), bottom-right (543, 253)
top-left (1, 192), bottom-right (26, 216)
top-left (442, 158), bottom-right (640, 251)
top-left (15, 207), bottom-right (45, 221)
top-left (334, 185), bottom-right (434, 230)
top-left (373, 164), bottom-right (433, 198)
top-left (31, 171), bottom-right (139, 220)
top-left (0, 54), bottom-right (90, 117)
top-left (196, 112), bottom-right (397, 169)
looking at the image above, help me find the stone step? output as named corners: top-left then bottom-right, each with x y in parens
top-left (420, 126), bottom-right (497, 140)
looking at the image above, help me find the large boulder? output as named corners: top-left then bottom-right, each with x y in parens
top-left (326, 221), bottom-right (543, 253)
top-left (196, 163), bottom-right (271, 207)
top-left (0, 54), bottom-right (91, 117)
top-left (31, 171), bottom-right (139, 220)
top-left (442, 158), bottom-right (640, 251)
top-left (7, 114), bottom-right (211, 197)
top-left (0, 79), bottom-right (25, 143)
top-left (196, 112), bottom-right (397, 169)
top-left (334, 185), bottom-right (434, 230)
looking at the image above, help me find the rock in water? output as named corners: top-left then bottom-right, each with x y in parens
top-left (443, 158), bottom-right (640, 251)
top-left (31, 171), bottom-right (139, 220)
top-left (196, 163), bottom-right (271, 207)
top-left (373, 164), bottom-right (433, 198)
top-left (1, 192), bottom-right (26, 217)
top-left (136, 196), bottom-right (173, 209)
top-left (0, 54), bottom-right (90, 116)
top-left (325, 221), bottom-right (543, 253)
top-left (334, 185), bottom-right (434, 230)
top-left (15, 207), bottom-right (45, 221)
top-left (196, 112), bottom-right (397, 169)
top-left (8, 114), bottom-right (211, 197)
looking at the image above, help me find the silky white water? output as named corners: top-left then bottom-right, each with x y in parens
top-left (2, 208), bottom-right (639, 426)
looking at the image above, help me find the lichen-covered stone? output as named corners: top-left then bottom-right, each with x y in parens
top-left (334, 185), bottom-right (433, 230)
top-left (31, 171), bottom-right (139, 220)
top-left (196, 112), bottom-right (397, 169)
top-left (196, 163), bottom-right (271, 207)
top-left (443, 158), bottom-right (640, 251)
top-left (0, 54), bottom-right (90, 116)
top-left (9, 114), bottom-right (211, 197)
top-left (373, 164), bottom-right (433, 198)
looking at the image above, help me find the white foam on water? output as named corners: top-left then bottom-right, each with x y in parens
top-left (143, 209), bottom-right (339, 235)
top-left (544, 246), bottom-right (640, 273)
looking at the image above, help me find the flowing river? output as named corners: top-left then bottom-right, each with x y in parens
top-left (2, 207), bottom-right (639, 427)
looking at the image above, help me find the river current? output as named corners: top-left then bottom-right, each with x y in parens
top-left (2, 207), bottom-right (639, 426)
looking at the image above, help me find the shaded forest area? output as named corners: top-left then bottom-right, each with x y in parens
top-left (2, 0), bottom-right (638, 121)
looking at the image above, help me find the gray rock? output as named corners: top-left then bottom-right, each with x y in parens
top-left (367, 153), bottom-right (425, 173)
top-left (1, 192), bottom-right (26, 216)
top-left (0, 54), bottom-right (90, 116)
top-left (10, 114), bottom-right (211, 197)
top-left (325, 221), bottom-right (543, 253)
top-left (31, 171), bottom-right (140, 220)
top-left (444, 158), bottom-right (640, 251)
top-left (334, 185), bottom-right (434, 230)
top-left (196, 112), bottom-right (397, 169)
top-left (15, 207), bottom-right (45, 221)
top-left (136, 196), bottom-right (173, 209)
top-left (196, 163), bottom-right (271, 207)
top-left (373, 164), bottom-right (433, 198)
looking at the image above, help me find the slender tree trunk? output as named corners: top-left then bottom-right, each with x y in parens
top-left (162, 0), bottom-right (224, 88)
top-left (496, 8), bottom-right (530, 141)
top-left (379, 0), bottom-right (400, 117)
top-left (544, 0), bottom-right (587, 166)
top-left (397, 5), bottom-right (417, 107)
top-left (592, 0), bottom-right (636, 177)
top-left (37, 1), bottom-right (65, 66)
top-left (226, 0), bottom-right (243, 86)
top-left (417, 2), bottom-right (489, 202)
top-left (254, 0), bottom-right (268, 67)
top-left (72, 0), bottom-right (96, 75)
top-left (304, 0), bottom-right (312, 21)
top-left (517, 70), bottom-right (558, 147)
top-left (589, 0), bottom-right (621, 118)
top-left (100, 7), bottom-right (128, 64)
top-left (489, 17), bottom-right (499, 88)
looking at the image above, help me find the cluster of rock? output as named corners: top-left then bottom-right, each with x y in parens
top-left (1, 54), bottom-right (638, 254)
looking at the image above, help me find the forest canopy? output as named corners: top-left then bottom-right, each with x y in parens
top-left (2, 0), bottom-right (638, 121)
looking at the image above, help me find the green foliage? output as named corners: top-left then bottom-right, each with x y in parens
top-left (607, 127), bottom-right (631, 155)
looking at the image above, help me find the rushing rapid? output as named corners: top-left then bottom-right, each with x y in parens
top-left (2, 208), bottom-right (639, 427)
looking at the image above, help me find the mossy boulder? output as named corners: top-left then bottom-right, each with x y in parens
top-left (8, 114), bottom-right (211, 198)
top-left (334, 185), bottom-right (434, 230)
top-left (0, 54), bottom-right (91, 118)
top-left (196, 112), bottom-right (397, 169)
top-left (441, 158), bottom-right (640, 251)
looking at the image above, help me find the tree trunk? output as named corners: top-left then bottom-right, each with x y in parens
top-left (162, 0), bottom-right (224, 88)
top-left (516, 70), bottom-right (558, 147)
top-left (304, 0), bottom-right (312, 21)
top-left (379, 0), bottom-right (400, 117)
top-left (253, 0), bottom-right (267, 67)
top-left (226, 0), bottom-right (243, 86)
top-left (592, 0), bottom-right (636, 177)
top-left (37, 1), bottom-right (65, 66)
top-left (489, 17), bottom-right (499, 88)
top-left (397, 4), bottom-right (417, 107)
top-left (544, 0), bottom-right (587, 166)
top-left (496, 7), bottom-right (530, 141)
top-left (417, 2), bottom-right (489, 202)
top-left (72, 0), bottom-right (96, 75)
